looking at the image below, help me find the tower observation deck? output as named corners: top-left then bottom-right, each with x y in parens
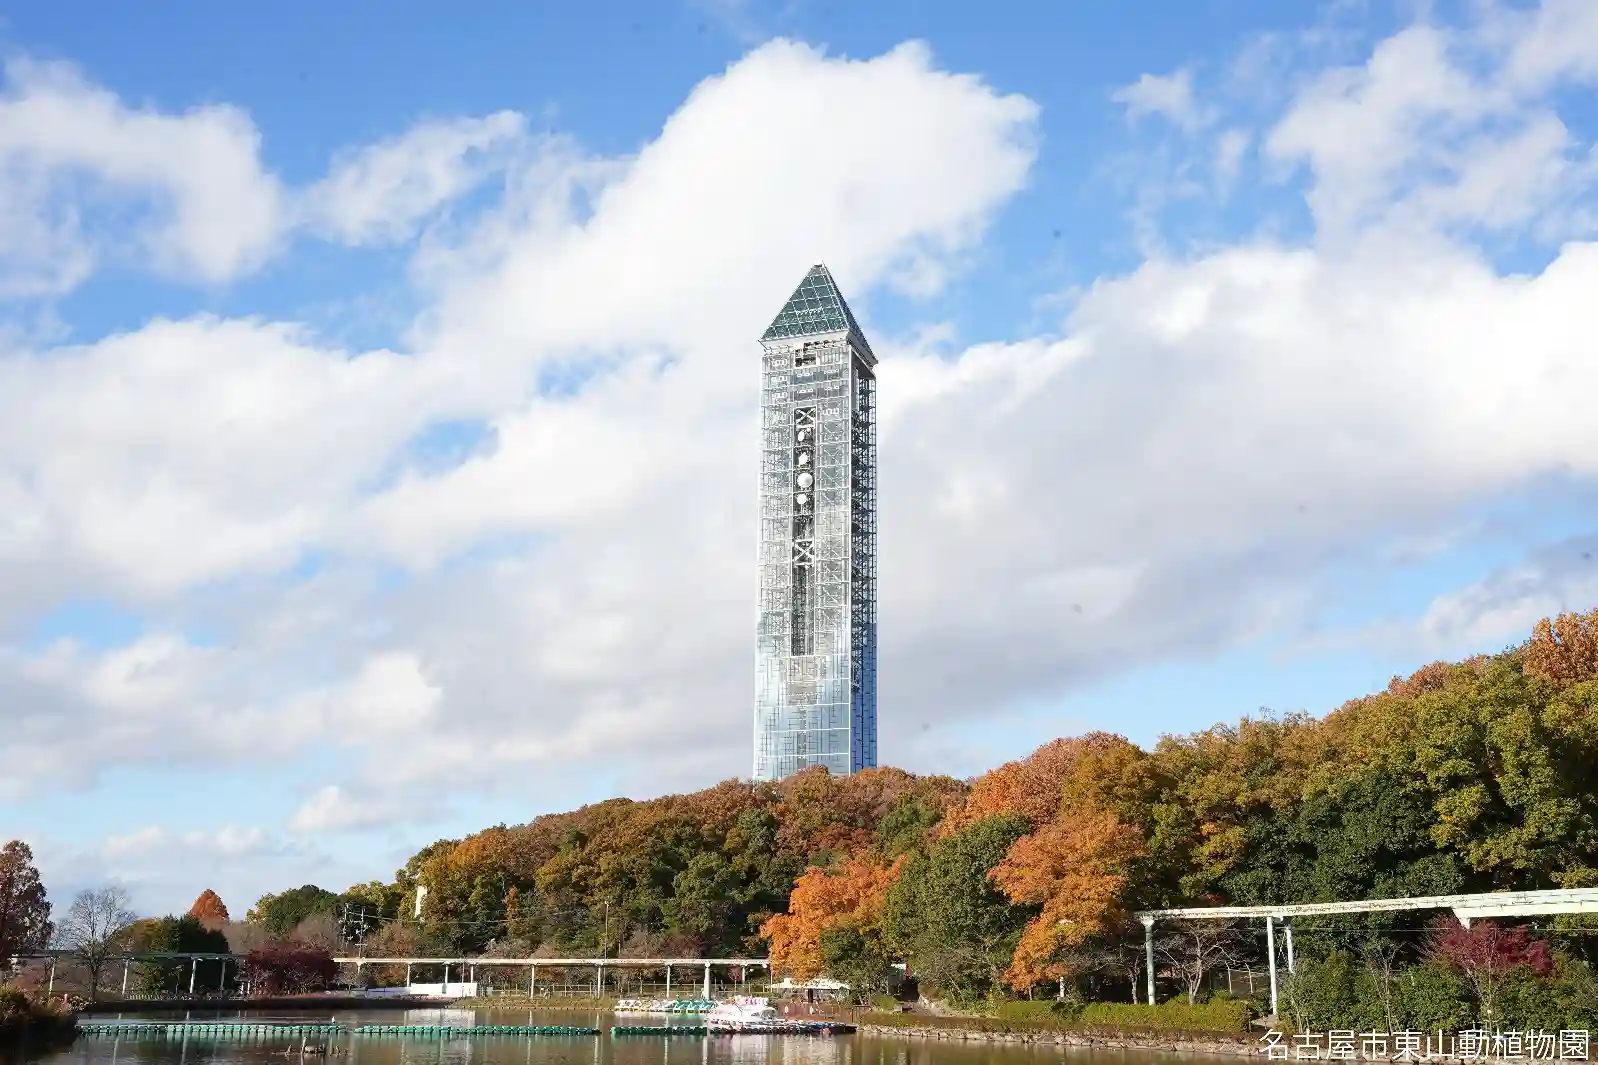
top-left (753, 264), bottom-right (878, 781)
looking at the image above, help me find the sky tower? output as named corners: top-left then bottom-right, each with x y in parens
top-left (753, 264), bottom-right (878, 781)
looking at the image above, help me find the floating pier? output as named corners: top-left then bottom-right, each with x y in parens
top-left (77, 1020), bottom-right (849, 1041)
top-left (354, 1026), bottom-right (599, 1036)
top-left (611, 1023), bottom-right (854, 1037)
top-left (75, 1022), bottom-right (600, 1039)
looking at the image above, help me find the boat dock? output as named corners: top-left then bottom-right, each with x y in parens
top-left (76, 1020), bottom-right (854, 1040)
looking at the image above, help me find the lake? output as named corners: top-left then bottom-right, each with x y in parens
top-left (3, 1008), bottom-right (1174, 1065)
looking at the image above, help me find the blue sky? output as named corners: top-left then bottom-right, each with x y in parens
top-left (4, 0), bottom-right (1598, 918)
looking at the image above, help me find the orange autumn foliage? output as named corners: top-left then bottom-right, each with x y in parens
top-left (991, 805), bottom-right (1145, 990)
top-left (942, 732), bottom-right (1150, 834)
top-left (760, 855), bottom-right (904, 980)
top-left (1524, 609), bottom-right (1598, 688)
top-left (188, 888), bottom-right (230, 930)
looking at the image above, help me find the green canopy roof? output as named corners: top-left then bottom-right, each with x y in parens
top-left (761, 264), bottom-right (874, 359)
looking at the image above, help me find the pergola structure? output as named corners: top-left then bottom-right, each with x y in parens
top-left (334, 956), bottom-right (769, 999)
top-left (12, 951), bottom-right (767, 1001)
top-left (1133, 887), bottom-right (1598, 1017)
top-left (13, 950), bottom-right (234, 997)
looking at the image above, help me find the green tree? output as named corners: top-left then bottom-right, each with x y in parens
top-left (248, 885), bottom-right (340, 937)
top-left (128, 915), bottom-right (232, 996)
top-left (664, 852), bottom-right (740, 946)
top-left (820, 923), bottom-right (893, 1002)
top-left (883, 814), bottom-right (1033, 1000)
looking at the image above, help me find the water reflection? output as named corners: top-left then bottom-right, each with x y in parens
top-left (11, 1008), bottom-right (1169, 1065)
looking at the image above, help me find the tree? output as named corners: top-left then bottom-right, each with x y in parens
top-left (1361, 938), bottom-right (1404, 1033)
top-left (57, 886), bottom-right (136, 1000)
top-left (0, 840), bottom-right (52, 967)
top-left (761, 856), bottom-right (902, 981)
top-left (1425, 918), bottom-right (1554, 1023)
top-left (1152, 920), bottom-right (1246, 1004)
top-left (820, 923), bottom-right (894, 1002)
top-left (1523, 609), bottom-right (1598, 688)
top-left (127, 915), bottom-right (231, 997)
top-left (188, 890), bottom-right (230, 930)
top-left (290, 912), bottom-right (344, 953)
top-left (991, 805), bottom-right (1145, 991)
top-left (240, 941), bottom-right (337, 995)
top-left (883, 814), bottom-right (1033, 1000)
top-left (247, 885), bottom-right (339, 937)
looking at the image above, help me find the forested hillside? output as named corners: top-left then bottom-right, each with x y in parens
top-left (265, 610), bottom-right (1598, 1013)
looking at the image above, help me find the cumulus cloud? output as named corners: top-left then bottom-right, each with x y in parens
top-left (0, 38), bottom-right (1042, 812)
top-left (6, 7), bottom-right (1598, 876)
top-left (1266, 15), bottom-right (1598, 237)
top-left (0, 58), bottom-right (287, 291)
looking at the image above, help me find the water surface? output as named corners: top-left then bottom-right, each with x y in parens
top-left (9, 1007), bottom-right (1171, 1065)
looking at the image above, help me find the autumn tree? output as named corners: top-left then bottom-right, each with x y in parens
top-left (1425, 918), bottom-right (1554, 1023)
top-left (1524, 609), bottom-right (1598, 688)
top-left (991, 805), bottom-right (1145, 991)
top-left (57, 886), bottom-right (136, 1000)
top-left (188, 889), bottom-right (230, 930)
top-left (0, 840), bottom-right (52, 966)
top-left (241, 941), bottom-right (337, 995)
top-left (760, 855), bottom-right (902, 982)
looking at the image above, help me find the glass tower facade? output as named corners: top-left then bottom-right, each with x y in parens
top-left (753, 264), bottom-right (878, 781)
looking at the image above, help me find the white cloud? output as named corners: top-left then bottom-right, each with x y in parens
top-left (0, 58), bottom-right (286, 290)
top-left (0, 316), bottom-right (496, 600)
top-left (1265, 15), bottom-right (1598, 237)
top-left (300, 112), bottom-right (528, 246)
top-left (1111, 68), bottom-right (1209, 132)
top-left (0, 38), bottom-right (1041, 815)
top-left (102, 825), bottom-right (280, 862)
top-left (290, 786), bottom-right (411, 835)
top-left (8, 825), bottom-right (338, 916)
top-left (7, 9), bottom-right (1598, 872)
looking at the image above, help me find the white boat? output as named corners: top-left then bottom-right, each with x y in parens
top-left (614, 998), bottom-right (717, 1015)
top-left (707, 997), bottom-right (780, 1028)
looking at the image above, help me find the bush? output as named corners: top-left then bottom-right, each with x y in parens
top-left (1281, 951), bottom-right (1387, 1033)
top-left (0, 985), bottom-right (75, 1045)
top-left (1078, 999), bottom-right (1253, 1033)
top-left (1497, 959), bottom-right (1598, 1032)
top-left (992, 1000), bottom-right (1068, 1021)
top-left (1394, 962), bottom-right (1470, 1033)
top-left (844, 997), bottom-right (1252, 1037)
top-left (0, 987), bottom-right (28, 1019)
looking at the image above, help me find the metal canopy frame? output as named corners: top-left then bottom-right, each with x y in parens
top-left (1132, 888), bottom-right (1598, 1018)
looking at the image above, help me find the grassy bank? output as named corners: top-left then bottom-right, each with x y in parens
top-left (824, 998), bottom-right (1255, 1041)
top-left (0, 987), bottom-right (77, 1047)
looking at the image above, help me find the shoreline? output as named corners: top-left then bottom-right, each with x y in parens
top-left (855, 1023), bottom-right (1259, 1057)
top-left (852, 1023), bottom-right (1593, 1061)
